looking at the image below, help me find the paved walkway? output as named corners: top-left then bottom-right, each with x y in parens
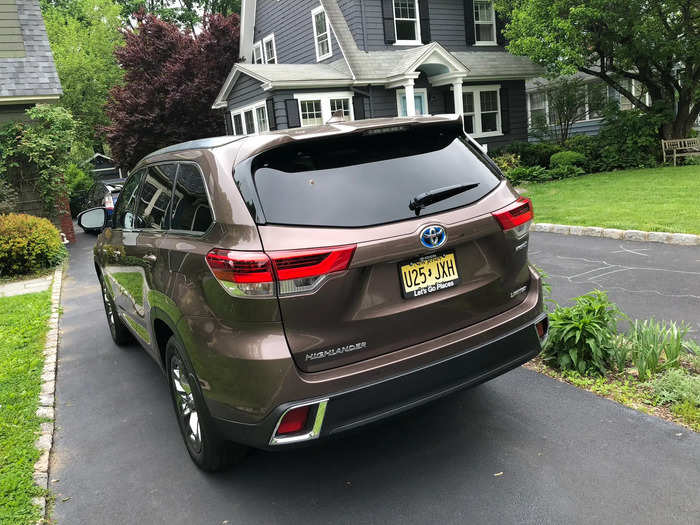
top-left (0, 274), bottom-right (53, 297)
top-left (50, 230), bottom-right (700, 524)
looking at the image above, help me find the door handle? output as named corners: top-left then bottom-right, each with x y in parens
top-left (143, 254), bottom-right (157, 263)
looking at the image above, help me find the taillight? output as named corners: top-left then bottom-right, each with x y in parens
top-left (104, 193), bottom-right (114, 210)
top-left (205, 245), bottom-right (356, 297)
top-left (492, 197), bottom-right (533, 238)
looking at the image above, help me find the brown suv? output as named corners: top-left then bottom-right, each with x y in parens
top-left (78, 116), bottom-right (547, 471)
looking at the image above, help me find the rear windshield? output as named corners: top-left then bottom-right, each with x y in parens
top-left (240, 123), bottom-right (502, 228)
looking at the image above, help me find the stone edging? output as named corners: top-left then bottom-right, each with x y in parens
top-left (531, 223), bottom-right (700, 246)
top-left (32, 264), bottom-right (63, 524)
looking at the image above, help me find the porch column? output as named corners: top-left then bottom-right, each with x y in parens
top-left (404, 79), bottom-right (416, 117)
top-left (452, 81), bottom-right (464, 116)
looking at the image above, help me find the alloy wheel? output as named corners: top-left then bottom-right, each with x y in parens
top-left (170, 356), bottom-right (202, 454)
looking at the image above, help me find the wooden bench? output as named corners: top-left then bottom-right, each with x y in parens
top-left (661, 138), bottom-right (700, 166)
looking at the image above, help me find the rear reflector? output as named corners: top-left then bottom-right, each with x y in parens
top-left (492, 197), bottom-right (533, 230)
top-left (205, 245), bottom-right (356, 297)
top-left (276, 405), bottom-right (310, 435)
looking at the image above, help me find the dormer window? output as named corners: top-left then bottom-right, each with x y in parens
top-left (474, 1), bottom-right (496, 45)
top-left (312, 6), bottom-right (332, 61)
top-left (393, 0), bottom-right (421, 44)
top-left (252, 41), bottom-right (263, 64)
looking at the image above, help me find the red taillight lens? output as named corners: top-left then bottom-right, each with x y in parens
top-left (492, 197), bottom-right (533, 230)
top-left (271, 245), bottom-right (356, 280)
top-left (276, 405), bottom-right (310, 435)
top-left (104, 193), bottom-right (114, 210)
top-left (205, 250), bottom-right (274, 283)
top-left (205, 245), bottom-right (356, 297)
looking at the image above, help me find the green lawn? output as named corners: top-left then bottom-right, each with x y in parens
top-left (0, 291), bottom-right (52, 525)
top-left (522, 165), bottom-right (700, 234)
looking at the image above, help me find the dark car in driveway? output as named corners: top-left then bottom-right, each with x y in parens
top-left (77, 116), bottom-right (548, 471)
top-left (77, 181), bottom-right (123, 232)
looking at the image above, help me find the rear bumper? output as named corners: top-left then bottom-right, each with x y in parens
top-left (211, 312), bottom-right (546, 450)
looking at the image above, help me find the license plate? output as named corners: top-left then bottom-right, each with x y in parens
top-left (399, 252), bottom-right (461, 299)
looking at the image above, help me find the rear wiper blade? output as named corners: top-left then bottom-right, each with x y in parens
top-left (409, 183), bottom-right (480, 215)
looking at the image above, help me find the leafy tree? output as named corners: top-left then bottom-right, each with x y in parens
top-left (104, 12), bottom-right (240, 169)
top-left (115, 0), bottom-right (241, 30)
top-left (499, 0), bottom-right (700, 139)
top-left (42, 0), bottom-right (124, 151)
top-left (530, 76), bottom-right (607, 143)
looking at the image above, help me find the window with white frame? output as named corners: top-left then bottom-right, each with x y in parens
top-left (393, 0), bottom-right (420, 44)
top-left (619, 79), bottom-right (649, 111)
top-left (252, 41), bottom-right (263, 64)
top-left (263, 34), bottom-right (276, 64)
top-left (231, 101), bottom-right (269, 136)
top-left (473, 1), bottom-right (496, 45)
top-left (461, 86), bottom-right (501, 136)
top-left (311, 6), bottom-right (332, 61)
top-left (528, 92), bottom-right (546, 124)
top-left (295, 92), bottom-right (355, 126)
top-left (396, 88), bottom-right (429, 116)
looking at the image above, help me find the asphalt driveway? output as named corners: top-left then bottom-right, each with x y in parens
top-left (51, 230), bottom-right (700, 524)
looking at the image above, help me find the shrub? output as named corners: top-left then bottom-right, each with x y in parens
top-left (0, 178), bottom-right (18, 214)
top-left (542, 290), bottom-right (623, 374)
top-left (65, 163), bottom-right (94, 218)
top-left (0, 213), bottom-right (66, 276)
top-left (627, 319), bottom-right (689, 380)
top-left (497, 141), bottom-right (564, 168)
top-left (596, 108), bottom-right (661, 171)
top-left (492, 153), bottom-right (521, 174)
top-left (650, 369), bottom-right (700, 406)
top-left (546, 164), bottom-right (585, 180)
top-left (550, 150), bottom-right (586, 169)
top-left (504, 165), bottom-right (549, 185)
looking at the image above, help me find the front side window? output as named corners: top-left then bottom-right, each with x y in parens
top-left (134, 164), bottom-right (177, 230)
top-left (263, 35), bottom-right (276, 64)
top-left (171, 164), bottom-right (213, 233)
top-left (461, 86), bottom-right (501, 136)
top-left (474, 0), bottom-right (496, 44)
top-left (300, 100), bottom-right (323, 126)
top-left (112, 171), bottom-right (143, 229)
top-left (394, 0), bottom-right (420, 43)
top-left (252, 41), bottom-right (263, 64)
top-left (312, 7), bottom-right (332, 61)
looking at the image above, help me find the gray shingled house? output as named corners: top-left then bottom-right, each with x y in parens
top-left (213, 0), bottom-right (542, 150)
top-left (0, 0), bottom-right (62, 123)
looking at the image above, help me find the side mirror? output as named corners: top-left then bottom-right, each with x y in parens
top-left (77, 207), bottom-right (108, 230)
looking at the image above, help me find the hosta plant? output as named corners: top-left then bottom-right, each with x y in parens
top-left (542, 290), bottom-right (623, 375)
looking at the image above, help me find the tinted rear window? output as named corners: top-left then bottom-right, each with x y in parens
top-left (242, 123), bottom-right (502, 227)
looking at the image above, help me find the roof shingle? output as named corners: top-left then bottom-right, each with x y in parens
top-left (0, 0), bottom-right (62, 100)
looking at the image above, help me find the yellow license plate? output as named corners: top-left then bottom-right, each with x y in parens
top-left (399, 252), bottom-right (460, 299)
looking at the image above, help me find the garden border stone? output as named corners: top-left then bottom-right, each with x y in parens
top-left (32, 264), bottom-right (63, 524)
top-left (531, 223), bottom-right (700, 246)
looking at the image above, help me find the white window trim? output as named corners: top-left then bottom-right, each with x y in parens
top-left (294, 91), bottom-right (355, 126)
top-left (262, 33), bottom-right (277, 64)
top-left (252, 41), bottom-right (264, 64)
top-left (526, 80), bottom-right (614, 127)
top-left (461, 84), bottom-right (502, 137)
top-left (393, 0), bottom-right (422, 46)
top-left (311, 6), bottom-right (333, 62)
top-left (230, 100), bottom-right (269, 136)
top-left (395, 88), bottom-right (429, 116)
top-left (473, 0), bottom-right (497, 46)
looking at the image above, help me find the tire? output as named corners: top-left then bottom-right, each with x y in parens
top-left (99, 274), bottom-right (133, 346)
top-left (165, 335), bottom-right (248, 472)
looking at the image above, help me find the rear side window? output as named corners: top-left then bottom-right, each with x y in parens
top-left (112, 171), bottom-right (143, 229)
top-left (134, 164), bottom-right (177, 230)
top-left (242, 123), bottom-right (502, 227)
top-left (171, 164), bottom-right (213, 233)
